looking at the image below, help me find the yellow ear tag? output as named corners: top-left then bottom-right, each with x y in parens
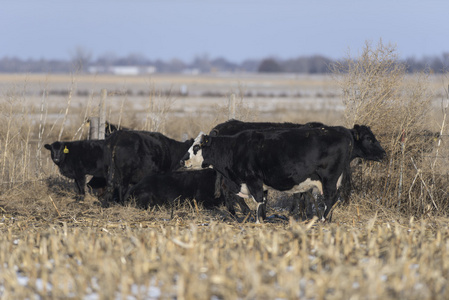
top-left (64, 146), bottom-right (69, 154)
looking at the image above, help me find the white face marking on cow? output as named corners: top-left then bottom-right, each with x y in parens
top-left (183, 132), bottom-right (205, 169)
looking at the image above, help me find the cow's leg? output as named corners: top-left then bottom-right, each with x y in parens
top-left (220, 175), bottom-right (251, 216)
top-left (74, 176), bottom-right (86, 202)
top-left (224, 196), bottom-right (237, 216)
top-left (118, 175), bottom-right (131, 205)
top-left (290, 192), bottom-right (309, 219)
top-left (225, 193), bottom-right (251, 216)
top-left (322, 181), bottom-right (339, 222)
top-left (263, 190), bottom-right (268, 205)
top-left (103, 164), bottom-right (116, 207)
top-left (246, 178), bottom-right (265, 223)
top-left (235, 197), bottom-right (251, 215)
top-left (291, 193), bottom-right (307, 220)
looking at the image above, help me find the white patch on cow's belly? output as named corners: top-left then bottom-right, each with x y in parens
top-left (237, 183), bottom-right (251, 198)
top-left (264, 178), bottom-right (323, 195)
top-left (237, 178), bottom-right (323, 199)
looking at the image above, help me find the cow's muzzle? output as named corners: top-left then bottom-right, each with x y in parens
top-left (181, 151), bottom-right (193, 168)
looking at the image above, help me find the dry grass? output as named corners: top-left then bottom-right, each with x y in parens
top-left (0, 69), bottom-right (448, 298)
top-left (0, 194), bottom-right (448, 299)
top-left (331, 40), bottom-right (449, 217)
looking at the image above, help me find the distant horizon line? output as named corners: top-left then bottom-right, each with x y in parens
top-left (1, 51), bottom-right (448, 63)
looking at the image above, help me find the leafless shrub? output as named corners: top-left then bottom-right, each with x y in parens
top-left (212, 86), bottom-right (258, 126)
top-left (141, 84), bottom-right (176, 134)
top-left (331, 40), bottom-right (448, 217)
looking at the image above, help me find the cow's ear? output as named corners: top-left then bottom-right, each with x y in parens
top-left (44, 144), bottom-right (51, 150)
top-left (352, 125), bottom-right (361, 140)
top-left (351, 127), bottom-right (360, 141)
top-left (209, 129), bottom-right (219, 137)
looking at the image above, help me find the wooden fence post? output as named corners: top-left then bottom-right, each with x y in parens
top-left (89, 117), bottom-right (99, 140)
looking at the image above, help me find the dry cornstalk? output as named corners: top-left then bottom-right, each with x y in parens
top-left (48, 195), bottom-right (62, 217)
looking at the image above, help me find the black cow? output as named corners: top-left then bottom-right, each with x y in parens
top-left (103, 130), bottom-right (194, 205)
top-left (104, 121), bottom-right (129, 137)
top-left (45, 140), bottom-right (105, 201)
top-left (87, 176), bottom-right (108, 196)
top-left (209, 119), bottom-right (324, 136)
top-left (210, 120), bottom-right (383, 163)
top-left (208, 119), bottom-right (325, 217)
top-left (124, 169), bottom-right (237, 213)
top-left (207, 120), bottom-right (385, 217)
top-left (182, 126), bottom-right (385, 223)
top-left (86, 119), bottom-right (129, 138)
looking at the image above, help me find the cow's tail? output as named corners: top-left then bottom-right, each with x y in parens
top-left (214, 172), bottom-right (222, 198)
top-left (103, 142), bottom-right (117, 206)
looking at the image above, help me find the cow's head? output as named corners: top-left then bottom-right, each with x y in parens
top-left (44, 141), bottom-right (69, 166)
top-left (352, 125), bottom-right (386, 162)
top-left (181, 132), bottom-right (211, 169)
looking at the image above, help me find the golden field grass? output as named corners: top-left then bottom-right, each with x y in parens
top-left (0, 192), bottom-right (448, 299)
top-left (0, 71), bottom-right (448, 299)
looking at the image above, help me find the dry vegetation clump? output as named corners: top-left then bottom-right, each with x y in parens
top-left (210, 90), bottom-right (259, 130)
top-left (331, 40), bottom-right (449, 218)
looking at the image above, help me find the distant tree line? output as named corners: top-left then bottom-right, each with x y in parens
top-left (0, 52), bottom-right (447, 74)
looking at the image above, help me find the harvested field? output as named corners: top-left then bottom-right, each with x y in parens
top-left (1, 195), bottom-right (448, 299)
top-left (0, 72), bottom-right (448, 299)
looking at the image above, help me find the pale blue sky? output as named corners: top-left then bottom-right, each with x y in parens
top-left (1, 0), bottom-right (448, 62)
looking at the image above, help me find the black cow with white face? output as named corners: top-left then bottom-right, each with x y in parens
top-left (208, 119), bottom-right (325, 216)
top-left (207, 120), bottom-right (386, 217)
top-left (45, 140), bottom-right (105, 201)
top-left (103, 130), bottom-right (195, 205)
top-left (182, 127), bottom-right (353, 223)
top-left (182, 125), bottom-right (385, 222)
top-left (210, 120), bottom-right (384, 163)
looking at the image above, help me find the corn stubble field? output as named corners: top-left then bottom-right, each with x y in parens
top-left (1, 45), bottom-right (449, 299)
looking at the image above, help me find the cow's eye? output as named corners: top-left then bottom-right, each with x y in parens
top-left (193, 145), bottom-right (200, 153)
